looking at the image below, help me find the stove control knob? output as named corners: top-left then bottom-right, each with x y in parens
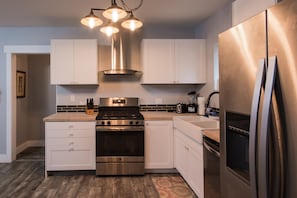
top-left (107, 121), bottom-right (111, 125)
top-left (101, 121), bottom-right (105, 125)
top-left (129, 121), bottom-right (133, 125)
top-left (135, 121), bottom-right (139, 125)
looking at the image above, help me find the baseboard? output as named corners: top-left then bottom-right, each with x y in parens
top-left (16, 140), bottom-right (45, 154)
top-left (0, 154), bottom-right (10, 163)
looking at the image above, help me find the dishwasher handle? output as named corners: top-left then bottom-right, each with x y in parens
top-left (204, 141), bottom-right (220, 158)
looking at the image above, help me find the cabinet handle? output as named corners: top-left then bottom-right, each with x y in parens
top-left (184, 146), bottom-right (189, 151)
top-left (69, 148), bottom-right (74, 152)
top-left (68, 125), bottom-right (74, 129)
top-left (69, 142), bottom-right (74, 145)
top-left (68, 133), bottom-right (74, 137)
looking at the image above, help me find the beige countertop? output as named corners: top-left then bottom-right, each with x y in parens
top-left (43, 112), bottom-right (97, 122)
top-left (43, 111), bottom-right (198, 122)
top-left (203, 129), bottom-right (220, 143)
top-left (142, 112), bottom-right (197, 121)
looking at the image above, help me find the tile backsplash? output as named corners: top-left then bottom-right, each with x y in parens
top-left (57, 104), bottom-right (176, 112)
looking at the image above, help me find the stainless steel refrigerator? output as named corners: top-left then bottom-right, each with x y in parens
top-left (219, 0), bottom-right (297, 197)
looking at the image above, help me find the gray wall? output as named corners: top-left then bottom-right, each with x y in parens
top-left (0, 26), bottom-right (197, 154)
top-left (16, 55), bottom-right (29, 146)
top-left (27, 55), bottom-right (56, 141)
top-left (16, 54), bottom-right (55, 147)
top-left (195, 2), bottom-right (233, 107)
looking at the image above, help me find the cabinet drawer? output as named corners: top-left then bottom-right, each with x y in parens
top-left (46, 137), bottom-right (93, 149)
top-left (46, 122), bottom-right (95, 130)
top-left (46, 122), bottom-right (95, 138)
top-left (46, 150), bottom-right (95, 170)
top-left (46, 129), bottom-right (94, 138)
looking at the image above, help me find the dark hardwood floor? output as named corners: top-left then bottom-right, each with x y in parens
top-left (0, 147), bottom-right (197, 198)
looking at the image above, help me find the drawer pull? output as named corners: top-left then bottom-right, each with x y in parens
top-left (68, 125), bottom-right (74, 129)
top-left (68, 133), bottom-right (74, 137)
top-left (69, 148), bottom-right (74, 152)
top-left (69, 142), bottom-right (74, 145)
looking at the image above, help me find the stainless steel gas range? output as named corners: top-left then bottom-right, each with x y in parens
top-left (95, 97), bottom-right (144, 176)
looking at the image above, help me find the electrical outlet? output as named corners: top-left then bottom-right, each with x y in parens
top-left (155, 98), bottom-right (163, 104)
top-left (70, 95), bottom-right (75, 102)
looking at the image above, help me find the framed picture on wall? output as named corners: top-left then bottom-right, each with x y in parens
top-left (16, 71), bottom-right (26, 98)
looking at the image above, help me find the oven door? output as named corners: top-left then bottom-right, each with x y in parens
top-left (95, 126), bottom-right (144, 175)
top-left (96, 126), bottom-right (144, 158)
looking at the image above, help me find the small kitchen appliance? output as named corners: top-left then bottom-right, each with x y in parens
top-left (95, 97), bottom-right (144, 176)
top-left (176, 103), bottom-right (187, 113)
top-left (187, 91), bottom-right (197, 113)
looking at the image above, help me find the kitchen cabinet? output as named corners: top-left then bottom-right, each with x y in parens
top-left (50, 39), bottom-right (98, 85)
top-left (145, 121), bottom-right (174, 169)
top-left (45, 122), bottom-right (96, 172)
top-left (174, 128), bottom-right (204, 198)
top-left (141, 39), bottom-right (206, 84)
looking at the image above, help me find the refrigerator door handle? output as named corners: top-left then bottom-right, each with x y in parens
top-left (249, 59), bottom-right (266, 198)
top-left (258, 56), bottom-right (277, 198)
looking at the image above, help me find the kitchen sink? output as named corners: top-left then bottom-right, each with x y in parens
top-left (189, 120), bottom-right (219, 129)
top-left (173, 116), bottom-right (219, 143)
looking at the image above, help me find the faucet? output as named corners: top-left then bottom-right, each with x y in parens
top-left (205, 91), bottom-right (219, 116)
top-left (206, 91), bottom-right (219, 108)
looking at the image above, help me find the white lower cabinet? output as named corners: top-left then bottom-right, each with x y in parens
top-left (174, 128), bottom-right (204, 198)
top-left (45, 122), bottom-right (96, 171)
top-left (145, 121), bottom-right (174, 169)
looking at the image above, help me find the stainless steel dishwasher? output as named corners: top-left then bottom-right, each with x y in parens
top-left (203, 135), bottom-right (220, 198)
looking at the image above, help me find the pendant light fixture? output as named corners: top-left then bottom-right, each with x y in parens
top-left (80, 0), bottom-right (143, 36)
top-left (80, 10), bottom-right (103, 29)
top-left (100, 22), bottom-right (119, 37)
top-left (121, 12), bottom-right (143, 31)
top-left (102, 0), bottom-right (127, 22)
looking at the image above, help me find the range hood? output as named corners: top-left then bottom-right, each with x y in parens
top-left (103, 34), bottom-right (139, 75)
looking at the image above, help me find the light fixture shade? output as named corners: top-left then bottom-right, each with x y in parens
top-left (80, 11), bottom-right (103, 29)
top-left (121, 13), bottom-right (143, 31)
top-left (100, 24), bottom-right (119, 36)
top-left (103, 4), bottom-right (127, 22)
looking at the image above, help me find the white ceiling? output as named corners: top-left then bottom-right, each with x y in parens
top-left (0, 0), bottom-right (232, 28)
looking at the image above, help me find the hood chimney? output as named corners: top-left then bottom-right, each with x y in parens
top-left (103, 33), bottom-right (139, 75)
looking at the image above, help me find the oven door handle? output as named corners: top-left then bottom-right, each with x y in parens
top-left (203, 141), bottom-right (220, 158)
top-left (96, 126), bottom-right (144, 132)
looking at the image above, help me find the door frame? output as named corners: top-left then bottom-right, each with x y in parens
top-left (3, 45), bottom-right (50, 162)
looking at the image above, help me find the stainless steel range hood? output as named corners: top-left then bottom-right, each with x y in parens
top-left (103, 33), bottom-right (139, 75)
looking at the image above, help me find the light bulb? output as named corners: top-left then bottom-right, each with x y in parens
top-left (111, 10), bottom-right (119, 22)
top-left (100, 25), bottom-right (119, 37)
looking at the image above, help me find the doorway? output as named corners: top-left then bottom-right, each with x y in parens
top-left (4, 45), bottom-right (55, 162)
top-left (15, 54), bottom-right (56, 154)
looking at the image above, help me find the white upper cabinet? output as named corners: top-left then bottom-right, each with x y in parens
top-left (50, 39), bottom-right (98, 85)
top-left (141, 39), bottom-right (206, 84)
top-left (175, 39), bottom-right (206, 84)
top-left (232, 0), bottom-right (277, 26)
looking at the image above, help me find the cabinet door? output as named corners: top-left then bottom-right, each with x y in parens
top-left (145, 121), bottom-right (173, 169)
top-left (175, 39), bottom-right (206, 83)
top-left (50, 40), bottom-right (75, 84)
top-left (50, 39), bottom-right (98, 85)
top-left (188, 142), bottom-right (204, 198)
top-left (141, 39), bottom-right (175, 84)
top-left (173, 129), bottom-right (188, 176)
top-left (74, 40), bottom-right (98, 84)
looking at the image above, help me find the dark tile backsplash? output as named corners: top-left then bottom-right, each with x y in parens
top-left (57, 104), bottom-right (176, 112)
top-left (57, 105), bottom-right (98, 112)
top-left (139, 104), bottom-right (176, 112)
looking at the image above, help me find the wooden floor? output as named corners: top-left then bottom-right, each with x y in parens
top-left (0, 147), bottom-right (197, 198)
